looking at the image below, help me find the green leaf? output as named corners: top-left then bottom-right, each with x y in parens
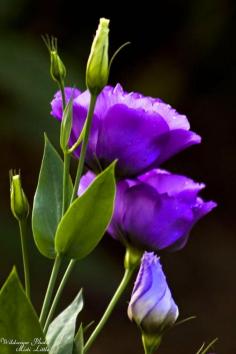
top-left (32, 134), bottom-right (73, 258)
top-left (55, 161), bottom-right (116, 259)
top-left (46, 289), bottom-right (83, 354)
top-left (73, 324), bottom-right (84, 354)
top-left (0, 268), bottom-right (48, 353)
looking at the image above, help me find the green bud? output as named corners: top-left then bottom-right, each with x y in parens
top-left (86, 18), bottom-right (110, 95)
top-left (42, 35), bottom-right (66, 86)
top-left (60, 95), bottom-right (73, 152)
top-left (10, 171), bottom-right (29, 221)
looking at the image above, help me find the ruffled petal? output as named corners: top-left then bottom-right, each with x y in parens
top-left (51, 84), bottom-right (201, 177)
top-left (138, 169), bottom-right (205, 202)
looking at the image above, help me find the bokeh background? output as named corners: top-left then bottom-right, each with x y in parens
top-left (0, 0), bottom-right (235, 353)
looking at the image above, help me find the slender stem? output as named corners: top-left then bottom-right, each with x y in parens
top-left (59, 83), bottom-right (66, 109)
top-left (70, 94), bottom-right (97, 203)
top-left (43, 259), bottom-right (77, 333)
top-left (19, 219), bottom-right (30, 299)
top-left (39, 255), bottom-right (62, 327)
top-left (62, 152), bottom-right (71, 215)
top-left (59, 82), bottom-right (72, 216)
top-left (84, 267), bottom-right (135, 353)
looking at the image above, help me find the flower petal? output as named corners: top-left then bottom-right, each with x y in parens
top-left (97, 104), bottom-right (170, 176)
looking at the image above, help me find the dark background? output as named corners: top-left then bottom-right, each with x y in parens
top-left (0, 0), bottom-right (235, 353)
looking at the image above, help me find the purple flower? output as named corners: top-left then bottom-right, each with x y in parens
top-left (79, 169), bottom-right (216, 252)
top-left (128, 252), bottom-right (178, 350)
top-left (51, 84), bottom-right (201, 177)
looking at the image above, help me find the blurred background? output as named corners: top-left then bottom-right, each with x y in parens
top-left (0, 0), bottom-right (235, 353)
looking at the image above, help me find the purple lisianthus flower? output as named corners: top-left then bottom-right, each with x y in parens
top-left (51, 84), bottom-right (201, 177)
top-left (128, 252), bottom-right (178, 349)
top-left (79, 169), bottom-right (216, 252)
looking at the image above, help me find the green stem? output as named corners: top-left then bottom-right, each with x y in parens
top-left (62, 152), bottom-right (71, 215)
top-left (84, 267), bottom-right (135, 353)
top-left (60, 82), bottom-right (72, 216)
top-left (43, 259), bottom-right (77, 333)
top-left (19, 219), bottom-right (30, 299)
top-left (70, 94), bottom-right (97, 203)
top-left (39, 255), bottom-right (62, 327)
top-left (59, 83), bottom-right (66, 109)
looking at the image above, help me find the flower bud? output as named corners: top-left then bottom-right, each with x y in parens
top-left (50, 51), bottom-right (66, 85)
top-left (10, 171), bottom-right (29, 221)
top-left (128, 252), bottom-right (179, 353)
top-left (43, 35), bottom-right (66, 87)
top-left (86, 18), bottom-right (110, 95)
top-left (60, 95), bottom-right (73, 152)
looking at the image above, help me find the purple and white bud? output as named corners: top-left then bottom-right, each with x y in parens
top-left (128, 252), bottom-right (179, 353)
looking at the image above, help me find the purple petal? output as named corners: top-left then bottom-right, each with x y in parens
top-left (110, 169), bottom-right (217, 251)
top-left (96, 104), bottom-right (170, 176)
top-left (107, 179), bottom-right (131, 243)
top-left (138, 169), bottom-right (205, 202)
top-left (122, 183), bottom-right (194, 250)
top-left (51, 84), bottom-right (202, 177)
top-left (192, 198), bottom-right (217, 220)
top-left (152, 129), bottom-right (201, 166)
top-left (51, 87), bottom-right (81, 121)
top-left (78, 171), bottom-right (95, 196)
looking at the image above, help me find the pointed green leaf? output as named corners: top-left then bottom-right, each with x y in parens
top-left (46, 289), bottom-right (83, 354)
top-left (55, 161), bottom-right (116, 259)
top-left (0, 268), bottom-right (48, 353)
top-left (73, 324), bottom-right (84, 354)
top-left (32, 134), bottom-right (73, 258)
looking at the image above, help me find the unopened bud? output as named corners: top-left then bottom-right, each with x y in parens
top-left (86, 18), bottom-right (110, 95)
top-left (43, 35), bottom-right (66, 87)
top-left (128, 252), bottom-right (179, 354)
top-left (60, 95), bottom-right (73, 152)
top-left (10, 171), bottom-right (29, 221)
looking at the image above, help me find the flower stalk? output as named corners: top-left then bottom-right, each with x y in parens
top-left (84, 267), bottom-right (134, 353)
top-left (62, 152), bottom-right (71, 215)
top-left (43, 259), bottom-right (76, 333)
top-left (70, 93), bottom-right (98, 203)
top-left (19, 219), bottom-right (30, 299)
top-left (39, 255), bottom-right (62, 327)
top-left (84, 248), bottom-right (142, 353)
